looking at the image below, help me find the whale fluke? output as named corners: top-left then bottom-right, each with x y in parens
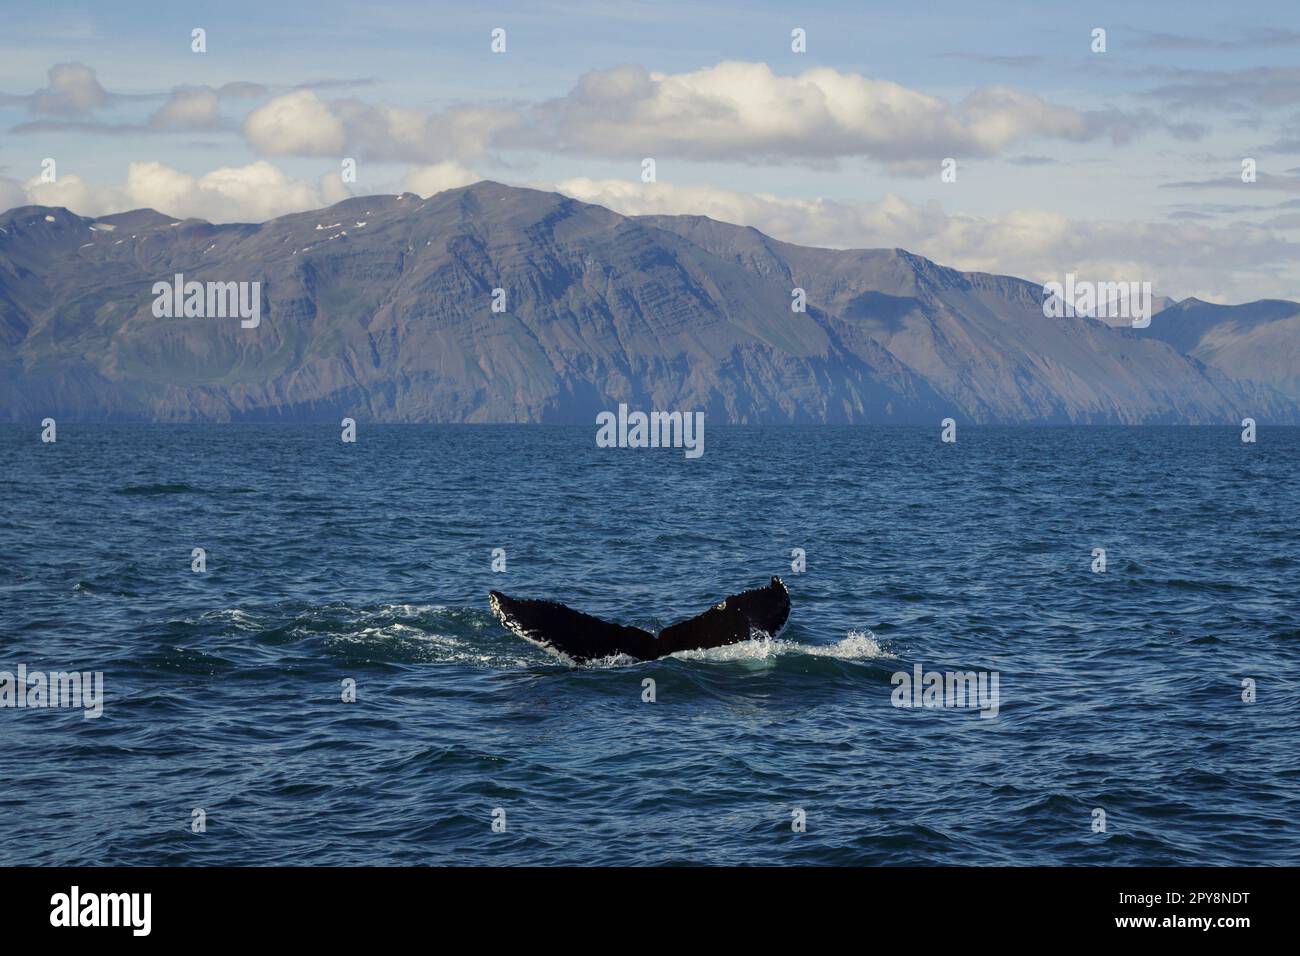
top-left (489, 577), bottom-right (791, 663)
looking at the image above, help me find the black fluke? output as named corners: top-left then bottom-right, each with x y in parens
top-left (488, 577), bottom-right (791, 663)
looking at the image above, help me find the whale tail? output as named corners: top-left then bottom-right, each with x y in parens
top-left (488, 590), bottom-right (658, 661)
top-left (489, 576), bottom-right (791, 663)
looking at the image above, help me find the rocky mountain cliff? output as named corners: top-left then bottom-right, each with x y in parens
top-left (1, 181), bottom-right (1294, 423)
top-left (1134, 297), bottom-right (1300, 403)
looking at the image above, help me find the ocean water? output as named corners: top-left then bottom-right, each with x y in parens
top-left (1, 424), bottom-right (1297, 866)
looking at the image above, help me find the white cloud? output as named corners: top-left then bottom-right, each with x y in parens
top-left (243, 89), bottom-right (514, 164)
top-left (19, 160), bottom-right (350, 222)
top-left (402, 161), bottom-right (480, 196)
top-left (149, 88), bottom-right (221, 130)
top-left (243, 90), bottom-right (346, 155)
top-left (529, 63), bottom-right (1098, 162)
top-left (22, 172), bottom-right (124, 217)
top-left (0, 176), bottom-right (28, 211)
top-left (234, 61), bottom-right (1177, 169)
top-left (30, 62), bottom-right (109, 116)
top-left (317, 171), bottom-right (355, 207)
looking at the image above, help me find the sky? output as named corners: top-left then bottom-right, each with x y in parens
top-left (1, 0), bottom-right (1298, 302)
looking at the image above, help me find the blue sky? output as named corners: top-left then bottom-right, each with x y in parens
top-left (2, 0), bottom-right (1299, 301)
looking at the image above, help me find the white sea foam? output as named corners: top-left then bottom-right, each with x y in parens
top-left (355, 623), bottom-right (428, 640)
top-left (373, 603), bottom-right (446, 618)
top-left (665, 629), bottom-right (891, 664)
top-left (806, 630), bottom-right (892, 659)
top-left (518, 629), bottom-right (894, 668)
top-left (203, 608), bottom-right (260, 629)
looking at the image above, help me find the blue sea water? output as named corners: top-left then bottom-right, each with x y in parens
top-left (1, 424), bottom-right (1297, 866)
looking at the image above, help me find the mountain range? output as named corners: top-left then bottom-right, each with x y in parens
top-left (1, 181), bottom-right (1295, 424)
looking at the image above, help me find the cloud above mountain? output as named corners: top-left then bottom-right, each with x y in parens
top-left (242, 89), bottom-right (515, 164)
top-left (2, 63), bottom-right (373, 135)
top-left (234, 61), bottom-right (1200, 168)
top-left (516, 62), bottom-right (1201, 163)
top-left (8, 159), bottom-right (350, 222)
top-left (7, 59), bottom-right (1202, 170)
